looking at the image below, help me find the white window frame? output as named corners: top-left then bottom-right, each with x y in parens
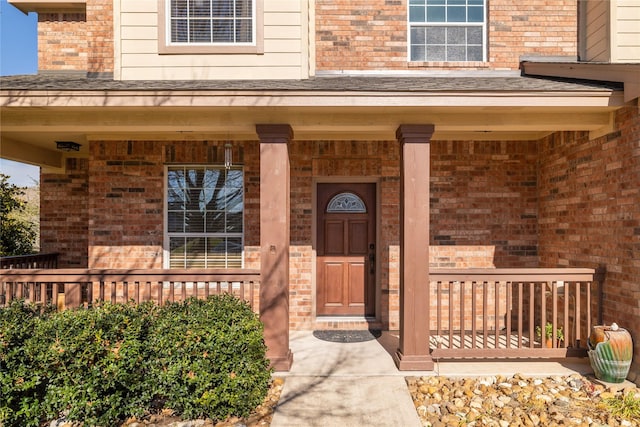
top-left (158, 0), bottom-right (264, 54)
top-left (163, 165), bottom-right (245, 269)
top-left (407, 0), bottom-right (487, 63)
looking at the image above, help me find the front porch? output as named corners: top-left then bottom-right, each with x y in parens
top-left (1, 253), bottom-right (603, 366)
top-left (1, 72), bottom-right (632, 374)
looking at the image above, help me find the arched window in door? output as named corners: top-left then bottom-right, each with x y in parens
top-left (326, 192), bottom-right (367, 213)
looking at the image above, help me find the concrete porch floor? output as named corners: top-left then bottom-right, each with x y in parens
top-left (279, 330), bottom-right (593, 378)
top-left (270, 330), bottom-right (594, 427)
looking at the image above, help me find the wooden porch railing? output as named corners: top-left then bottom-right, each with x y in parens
top-left (429, 268), bottom-right (603, 359)
top-left (0, 253), bottom-right (59, 269)
top-left (0, 269), bottom-right (260, 311)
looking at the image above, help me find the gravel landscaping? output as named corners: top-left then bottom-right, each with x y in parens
top-left (407, 374), bottom-right (640, 427)
top-left (48, 373), bottom-right (640, 426)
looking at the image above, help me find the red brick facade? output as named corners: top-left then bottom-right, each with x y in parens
top-left (86, 0), bottom-right (113, 74)
top-left (38, 13), bottom-right (88, 72)
top-left (84, 140), bottom-right (258, 269)
top-left (26, 0), bottom-right (639, 379)
top-left (37, 0), bottom-right (113, 74)
top-left (538, 105), bottom-right (640, 377)
top-left (487, 0), bottom-right (577, 69)
top-left (40, 138), bottom-right (539, 331)
top-left (40, 158), bottom-right (89, 267)
top-left (36, 115), bottom-right (640, 379)
top-left (316, 0), bottom-right (577, 71)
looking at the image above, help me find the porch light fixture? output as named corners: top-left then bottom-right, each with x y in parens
top-left (56, 141), bottom-right (81, 152)
top-left (224, 141), bottom-right (233, 169)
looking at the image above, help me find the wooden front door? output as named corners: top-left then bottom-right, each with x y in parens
top-left (316, 183), bottom-right (376, 316)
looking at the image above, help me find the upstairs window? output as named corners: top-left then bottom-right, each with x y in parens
top-left (409, 0), bottom-right (486, 62)
top-left (159, 0), bottom-right (263, 54)
top-left (169, 0), bottom-right (254, 45)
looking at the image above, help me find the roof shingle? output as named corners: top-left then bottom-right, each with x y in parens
top-left (0, 74), bottom-right (622, 93)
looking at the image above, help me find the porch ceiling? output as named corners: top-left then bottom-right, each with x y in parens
top-left (0, 74), bottom-right (625, 171)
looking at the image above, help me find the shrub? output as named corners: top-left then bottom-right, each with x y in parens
top-left (0, 301), bottom-right (49, 427)
top-left (149, 295), bottom-right (271, 421)
top-left (33, 302), bottom-right (158, 426)
top-left (0, 296), bottom-right (271, 426)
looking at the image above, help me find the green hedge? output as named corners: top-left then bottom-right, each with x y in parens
top-left (0, 295), bottom-right (271, 427)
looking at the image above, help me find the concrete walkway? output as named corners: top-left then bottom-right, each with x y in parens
top-left (270, 330), bottom-right (594, 427)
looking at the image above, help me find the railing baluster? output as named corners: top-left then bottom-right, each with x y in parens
top-left (540, 283), bottom-right (546, 348)
top-left (40, 282), bottom-right (47, 305)
top-left (437, 281), bottom-right (442, 348)
top-left (471, 281), bottom-right (477, 349)
top-left (157, 282), bottom-right (163, 306)
top-left (28, 283), bottom-right (34, 302)
top-left (483, 281), bottom-right (488, 349)
top-left (506, 282), bottom-right (512, 349)
top-left (52, 283), bottom-right (59, 309)
top-left (529, 283), bottom-right (535, 348)
top-left (448, 281), bottom-right (454, 349)
top-left (494, 281), bottom-right (500, 349)
top-left (552, 282), bottom-right (558, 348)
top-left (460, 280), bottom-right (465, 350)
top-left (586, 280), bottom-right (591, 349)
top-left (564, 281), bottom-right (569, 348)
top-left (575, 281), bottom-right (581, 348)
top-left (123, 281), bottom-right (129, 303)
top-left (250, 281), bottom-right (255, 310)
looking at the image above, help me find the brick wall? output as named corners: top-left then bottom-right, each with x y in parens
top-left (538, 105), bottom-right (640, 382)
top-left (40, 158), bottom-right (89, 267)
top-left (315, 0), bottom-right (407, 71)
top-left (315, 0), bottom-right (577, 72)
top-left (38, 13), bottom-right (88, 72)
top-left (87, 140), bottom-right (258, 269)
top-left (431, 140), bottom-right (539, 267)
top-left (88, 141), bottom-right (164, 269)
top-left (286, 139), bottom-right (538, 330)
top-left (39, 138), bottom-right (539, 330)
top-left (86, 0), bottom-right (113, 74)
top-left (488, 0), bottom-right (577, 70)
top-left (37, 0), bottom-right (113, 74)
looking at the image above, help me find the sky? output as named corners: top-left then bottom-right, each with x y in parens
top-left (0, 0), bottom-right (39, 187)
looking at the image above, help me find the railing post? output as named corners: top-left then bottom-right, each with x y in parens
top-left (594, 265), bottom-right (606, 326)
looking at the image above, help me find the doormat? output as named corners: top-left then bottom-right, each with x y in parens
top-left (312, 329), bottom-right (382, 343)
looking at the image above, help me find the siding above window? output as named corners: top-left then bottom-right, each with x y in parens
top-left (409, 0), bottom-right (486, 63)
top-left (158, 0), bottom-right (264, 54)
